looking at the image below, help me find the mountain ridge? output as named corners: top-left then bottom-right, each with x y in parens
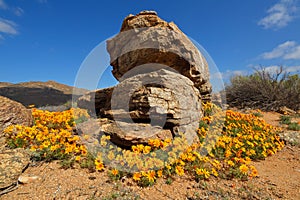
top-left (0, 80), bottom-right (89, 107)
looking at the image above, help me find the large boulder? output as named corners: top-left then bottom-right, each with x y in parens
top-left (0, 149), bottom-right (31, 192)
top-left (0, 96), bottom-right (32, 193)
top-left (106, 71), bottom-right (202, 146)
top-left (77, 11), bottom-right (210, 147)
top-left (78, 69), bottom-right (202, 146)
top-left (0, 96), bottom-right (33, 147)
top-left (106, 10), bottom-right (212, 99)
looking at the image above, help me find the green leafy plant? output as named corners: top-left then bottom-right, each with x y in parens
top-left (288, 122), bottom-right (300, 131)
top-left (280, 115), bottom-right (292, 125)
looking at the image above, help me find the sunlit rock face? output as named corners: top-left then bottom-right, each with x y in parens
top-left (78, 11), bottom-right (212, 147)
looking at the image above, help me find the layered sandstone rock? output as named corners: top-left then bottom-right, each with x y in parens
top-left (106, 10), bottom-right (211, 99)
top-left (78, 11), bottom-right (212, 146)
top-left (78, 69), bottom-right (202, 146)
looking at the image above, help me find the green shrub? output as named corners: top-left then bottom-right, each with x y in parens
top-left (280, 115), bottom-right (292, 125)
top-left (288, 123), bottom-right (300, 131)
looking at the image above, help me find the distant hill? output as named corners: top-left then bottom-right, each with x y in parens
top-left (0, 81), bottom-right (89, 107)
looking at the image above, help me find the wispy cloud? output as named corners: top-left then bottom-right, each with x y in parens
top-left (218, 65), bottom-right (300, 84)
top-left (0, 0), bottom-right (24, 16)
top-left (13, 7), bottom-right (24, 16)
top-left (212, 70), bottom-right (248, 81)
top-left (0, 1), bottom-right (24, 42)
top-left (0, 18), bottom-right (18, 35)
top-left (285, 65), bottom-right (300, 72)
top-left (0, 0), bottom-right (7, 9)
top-left (258, 0), bottom-right (298, 29)
top-left (261, 65), bottom-right (300, 73)
top-left (37, 0), bottom-right (48, 3)
top-left (261, 41), bottom-right (300, 60)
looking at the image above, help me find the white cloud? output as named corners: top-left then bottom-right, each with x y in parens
top-left (13, 7), bottom-right (24, 16)
top-left (258, 0), bottom-right (298, 29)
top-left (284, 46), bottom-right (300, 59)
top-left (284, 65), bottom-right (300, 72)
top-left (250, 65), bottom-right (300, 74)
top-left (0, 18), bottom-right (18, 35)
top-left (261, 41), bottom-right (300, 60)
top-left (0, 0), bottom-right (7, 9)
top-left (260, 65), bottom-right (300, 74)
top-left (261, 41), bottom-right (296, 59)
top-left (216, 65), bottom-right (300, 86)
top-left (262, 65), bottom-right (284, 73)
top-left (212, 70), bottom-right (248, 81)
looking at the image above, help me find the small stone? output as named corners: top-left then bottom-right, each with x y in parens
top-left (277, 106), bottom-right (296, 115)
top-left (18, 175), bottom-right (39, 184)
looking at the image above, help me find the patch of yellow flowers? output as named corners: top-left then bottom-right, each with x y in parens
top-left (4, 108), bottom-right (89, 161)
top-left (4, 102), bottom-right (284, 186)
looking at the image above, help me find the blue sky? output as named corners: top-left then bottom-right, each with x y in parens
top-left (0, 0), bottom-right (300, 91)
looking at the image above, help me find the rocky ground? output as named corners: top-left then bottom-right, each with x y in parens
top-left (0, 111), bottom-right (299, 200)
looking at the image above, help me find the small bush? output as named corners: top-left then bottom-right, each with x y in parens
top-left (225, 66), bottom-right (300, 111)
top-left (288, 123), bottom-right (300, 131)
top-left (280, 115), bottom-right (292, 125)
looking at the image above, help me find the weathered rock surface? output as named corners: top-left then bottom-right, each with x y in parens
top-left (76, 118), bottom-right (173, 148)
top-left (103, 121), bottom-right (173, 147)
top-left (77, 87), bottom-right (113, 117)
top-left (0, 148), bottom-right (30, 191)
top-left (0, 96), bottom-right (32, 193)
top-left (0, 96), bottom-right (33, 147)
top-left (107, 11), bottom-right (211, 98)
top-left (110, 69), bottom-right (202, 129)
top-left (78, 11), bottom-right (210, 147)
top-left (78, 70), bottom-right (202, 146)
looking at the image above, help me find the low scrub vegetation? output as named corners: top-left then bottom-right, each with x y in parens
top-left (225, 66), bottom-right (300, 111)
top-left (280, 115), bottom-right (300, 131)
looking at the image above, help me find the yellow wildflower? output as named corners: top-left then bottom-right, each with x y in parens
top-left (239, 164), bottom-right (249, 174)
top-left (111, 169), bottom-right (118, 176)
top-left (133, 172), bottom-right (141, 181)
top-left (175, 165), bottom-right (185, 176)
top-left (145, 170), bottom-right (156, 183)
